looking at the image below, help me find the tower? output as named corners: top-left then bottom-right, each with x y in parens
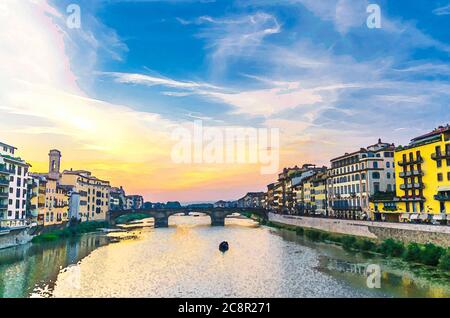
top-left (48, 149), bottom-right (61, 180)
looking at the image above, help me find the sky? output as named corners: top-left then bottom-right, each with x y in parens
top-left (0, 0), bottom-right (450, 202)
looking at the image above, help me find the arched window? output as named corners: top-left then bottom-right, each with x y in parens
top-left (373, 162), bottom-right (379, 169)
top-left (387, 172), bottom-right (391, 179)
top-left (386, 162), bottom-right (390, 168)
top-left (373, 172), bottom-right (380, 179)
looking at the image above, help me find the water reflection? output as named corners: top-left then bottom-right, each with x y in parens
top-left (0, 235), bottom-right (109, 298)
top-left (0, 216), bottom-right (449, 298)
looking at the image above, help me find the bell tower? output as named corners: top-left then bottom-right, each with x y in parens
top-left (48, 149), bottom-right (61, 180)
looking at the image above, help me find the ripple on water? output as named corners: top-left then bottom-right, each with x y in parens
top-left (49, 216), bottom-right (380, 298)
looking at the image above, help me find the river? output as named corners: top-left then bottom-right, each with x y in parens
top-left (0, 216), bottom-right (449, 298)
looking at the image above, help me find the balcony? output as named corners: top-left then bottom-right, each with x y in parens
top-left (434, 194), bottom-right (450, 201)
top-left (399, 182), bottom-right (425, 190)
top-left (0, 166), bottom-right (13, 175)
top-left (0, 192), bottom-right (8, 199)
top-left (394, 196), bottom-right (425, 202)
top-left (0, 178), bottom-right (9, 186)
top-left (399, 170), bottom-right (423, 178)
top-left (397, 157), bottom-right (424, 166)
top-left (0, 204), bottom-right (8, 210)
top-left (431, 151), bottom-right (450, 161)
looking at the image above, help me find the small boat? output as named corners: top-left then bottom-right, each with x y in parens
top-left (219, 241), bottom-right (229, 252)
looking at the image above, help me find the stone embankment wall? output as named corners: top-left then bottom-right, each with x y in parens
top-left (0, 222), bottom-right (68, 250)
top-left (0, 228), bottom-right (33, 250)
top-left (269, 213), bottom-right (450, 247)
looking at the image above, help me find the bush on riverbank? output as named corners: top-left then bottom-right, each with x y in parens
top-left (419, 243), bottom-right (445, 266)
top-left (264, 220), bottom-right (450, 270)
top-left (32, 221), bottom-right (108, 243)
top-left (379, 239), bottom-right (405, 257)
top-left (438, 248), bottom-right (450, 270)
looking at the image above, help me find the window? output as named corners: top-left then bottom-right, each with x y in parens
top-left (386, 162), bottom-right (390, 168)
top-left (372, 172), bottom-right (380, 179)
top-left (387, 184), bottom-right (392, 192)
top-left (438, 173), bottom-right (443, 182)
top-left (374, 182), bottom-right (380, 193)
top-left (448, 172), bottom-right (450, 181)
top-left (387, 172), bottom-right (391, 179)
top-left (437, 160), bottom-right (442, 168)
top-left (373, 162), bottom-right (379, 169)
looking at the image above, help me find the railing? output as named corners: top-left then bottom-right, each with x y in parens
top-left (0, 178), bottom-right (9, 186)
top-left (0, 166), bottom-right (14, 174)
top-left (0, 192), bottom-right (8, 199)
top-left (399, 170), bottom-right (423, 178)
top-left (400, 182), bottom-right (425, 190)
top-left (394, 196), bottom-right (425, 202)
top-left (434, 194), bottom-right (450, 201)
top-left (0, 204), bottom-right (8, 210)
top-left (431, 151), bottom-right (450, 160)
top-left (397, 157), bottom-right (424, 166)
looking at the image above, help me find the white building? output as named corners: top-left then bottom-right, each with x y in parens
top-left (0, 141), bottom-right (31, 228)
top-left (327, 139), bottom-right (395, 220)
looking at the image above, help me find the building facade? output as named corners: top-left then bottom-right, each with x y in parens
top-left (371, 125), bottom-right (450, 223)
top-left (0, 141), bottom-right (30, 228)
top-left (328, 139), bottom-right (395, 220)
top-left (109, 186), bottom-right (127, 211)
top-left (60, 170), bottom-right (111, 222)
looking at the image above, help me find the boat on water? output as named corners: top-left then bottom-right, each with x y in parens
top-left (219, 241), bottom-right (229, 252)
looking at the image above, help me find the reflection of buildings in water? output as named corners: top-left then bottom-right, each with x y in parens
top-left (0, 234), bottom-right (110, 297)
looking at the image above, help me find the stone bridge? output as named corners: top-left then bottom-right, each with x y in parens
top-left (107, 208), bottom-right (267, 228)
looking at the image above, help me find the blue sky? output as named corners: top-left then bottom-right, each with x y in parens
top-left (1, 0), bottom-right (450, 201)
top-left (51, 0), bottom-right (450, 137)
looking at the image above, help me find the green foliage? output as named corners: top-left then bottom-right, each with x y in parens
top-left (438, 249), bottom-right (450, 271)
top-left (32, 221), bottom-right (107, 244)
top-left (264, 220), bottom-right (449, 269)
top-left (419, 243), bottom-right (445, 266)
top-left (403, 242), bottom-right (422, 262)
top-left (341, 236), bottom-right (357, 251)
top-left (379, 239), bottom-right (405, 257)
top-left (304, 229), bottom-right (321, 241)
top-left (355, 238), bottom-right (376, 252)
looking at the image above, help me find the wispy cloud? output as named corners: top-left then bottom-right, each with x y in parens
top-left (433, 4), bottom-right (450, 15)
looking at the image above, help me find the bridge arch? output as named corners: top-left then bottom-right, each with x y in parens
top-left (107, 208), bottom-right (267, 228)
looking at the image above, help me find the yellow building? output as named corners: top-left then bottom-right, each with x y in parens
top-left (60, 170), bottom-right (110, 222)
top-left (310, 172), bottom-right (328, 216)
top-left (44, 178), bottom-right (69, 226)
top-left (371, 125), bottom-right (450, 223)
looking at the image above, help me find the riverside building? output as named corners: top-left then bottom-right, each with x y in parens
top-left (0, 141), bottom-right (31, 228)
top-left (60, 170), bottom-right (111, 222)
top-left (371, 125), bottom-right (450, 224)
top-left (328, 139), bottom-right (395, 220)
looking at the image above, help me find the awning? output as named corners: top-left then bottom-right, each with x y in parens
top-left (437, 186), bottom-right (450, 192)
top-left (410, 214), bottom-right (419, 220)
top-left (419, 214), bottom-right (430, 220)
top-left (400, 213), bottom-right (410, 219)
top-left (432, 214), bottom-right (447, 220)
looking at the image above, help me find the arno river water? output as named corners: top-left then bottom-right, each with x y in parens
top-left (0, 216), bottom-right (449, 298)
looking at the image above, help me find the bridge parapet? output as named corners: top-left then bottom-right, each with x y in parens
top-left (107, 207), bottom-right (267, 228)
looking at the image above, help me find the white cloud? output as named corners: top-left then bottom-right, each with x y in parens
top-left (433, 4), bottom-right (450, 15)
